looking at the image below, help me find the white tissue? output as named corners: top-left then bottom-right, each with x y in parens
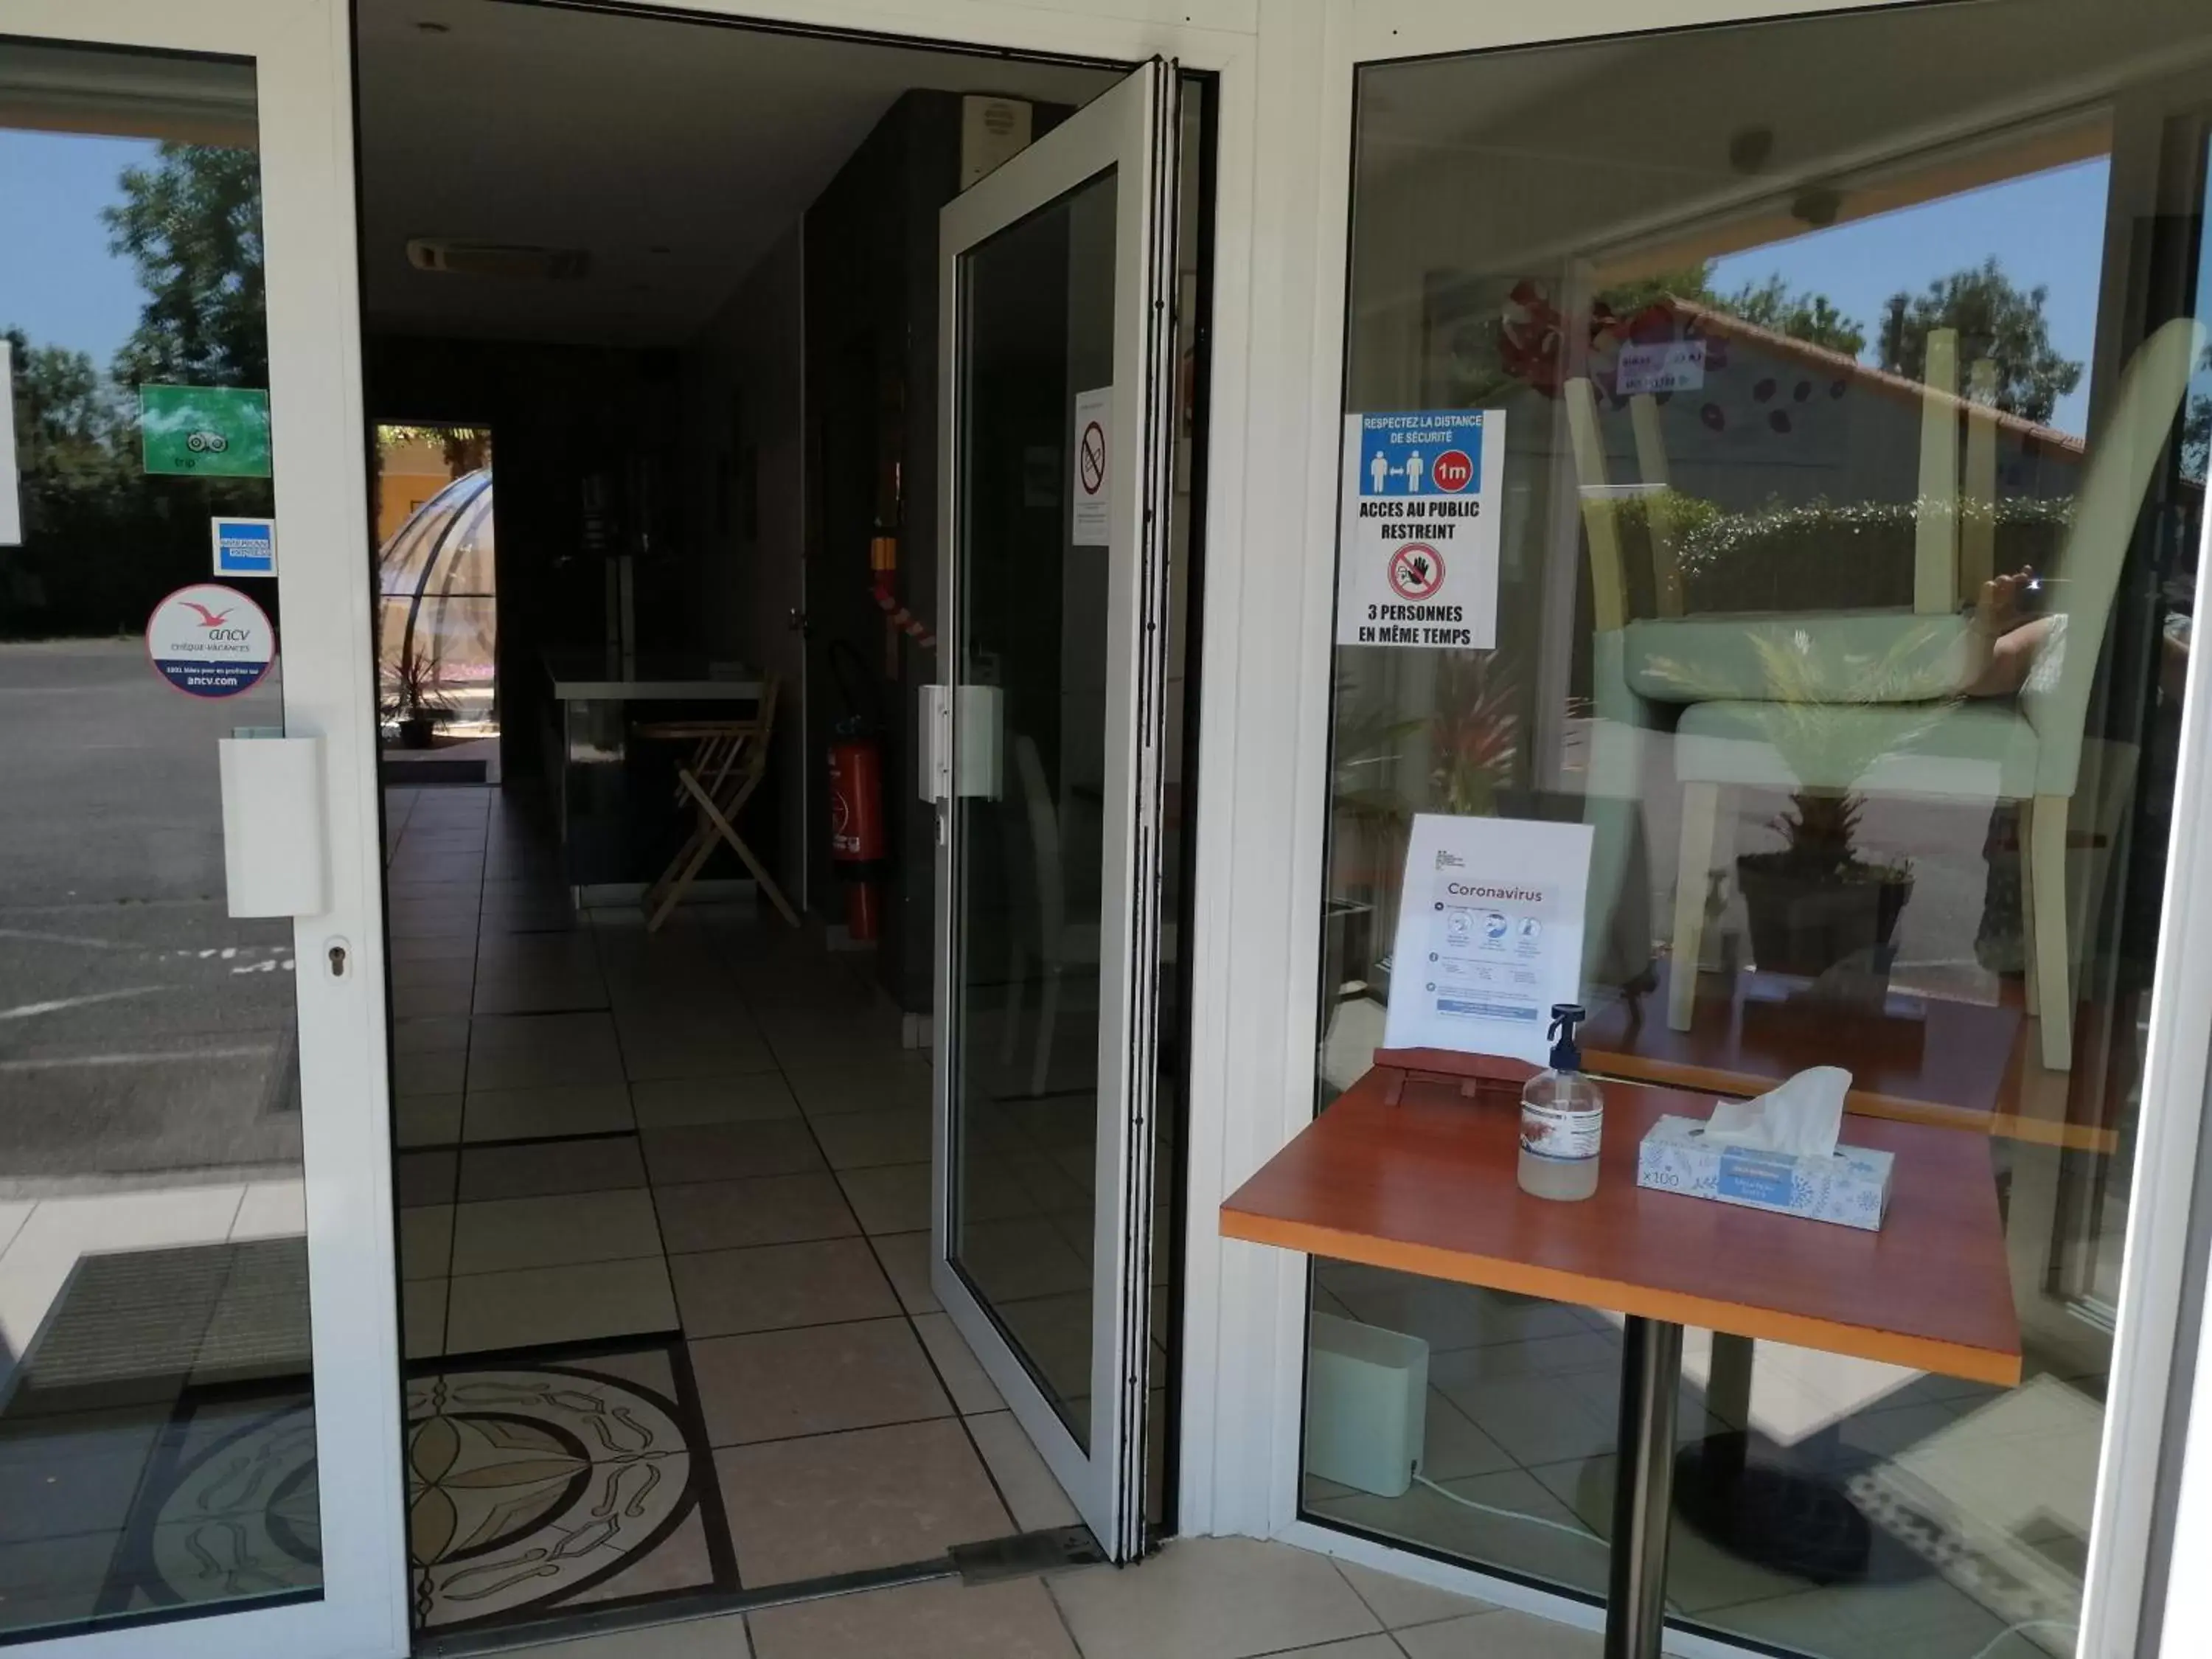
top-left (1701, 1065), bottom-right (1851, 1156)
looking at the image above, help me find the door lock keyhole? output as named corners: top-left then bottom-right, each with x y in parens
top-left (327, 943), bottom-right (348, 978)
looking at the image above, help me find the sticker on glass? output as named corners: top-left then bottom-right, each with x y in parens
top-left (145, 582), bottom-right (275, 698)
top-left (1337, 410), bottom-right (1503, 650)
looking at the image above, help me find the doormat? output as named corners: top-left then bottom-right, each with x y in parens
top-left (405, 1338), bottom-right (737, 1632)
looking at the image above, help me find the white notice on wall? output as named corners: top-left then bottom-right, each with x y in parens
top-left (1615, 338), bottom-right (1706, 396)
top-left (1383, 813), bottom-right (1594, 1068)
top-left (0, 341), bottom-right (21, 547)
top-left (1337, 410), bottom-right (1503, 650)
top-left (1071, 385), bottom-right (1112, 546)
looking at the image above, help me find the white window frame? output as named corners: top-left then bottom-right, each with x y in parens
top-left (1191, 6), bottom-right (2212, 1658)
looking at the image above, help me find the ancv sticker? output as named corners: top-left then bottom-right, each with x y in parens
top-left (1336, 409), bottom-right (1503, 650)
top-left (145, 582), bottom-right (276, 698)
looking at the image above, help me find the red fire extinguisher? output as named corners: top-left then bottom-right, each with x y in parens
top-left (827, 723), bottom-right (886, 942)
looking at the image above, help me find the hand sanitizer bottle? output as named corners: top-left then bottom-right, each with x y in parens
top-left (1519, 1003), bottom-right (1603, 1201)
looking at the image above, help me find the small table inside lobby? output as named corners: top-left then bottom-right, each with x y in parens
top-left (543, 655), bottom-right (768, 891)
top-left (1220, 1069), bottom-right (2021, 1659)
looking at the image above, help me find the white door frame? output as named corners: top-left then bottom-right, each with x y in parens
top-left (929, 58), bottom-right (1180, 1560)
top-left (5, 2), bottom-right (406, 1658)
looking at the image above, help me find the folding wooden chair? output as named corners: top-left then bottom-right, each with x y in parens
top-left (636, 677), bottom-right (799, 931)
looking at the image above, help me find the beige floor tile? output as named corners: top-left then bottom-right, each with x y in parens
top-left (1263, 1642), bottom-right (1402, 1659)
top-left (403, 1278), bottom-right (447, 1360)
top-left (467, 1012), bottom-right (626, 1090)
top-left (836, 1163), bottom-right (931, 1234)
top-left (230, 1180), bottom-right (306, 1240)
top-left (1332, 1558), bottom-right (1499, 1630)
top-left (691, 1317), bottom-right (951, 1444)
top-left (499, 1613), bottom-right (751, 1658)
top-left (394, 1048), bottom-right (467, 1096)
top-left (449, 1188), bottom-right (663, 1275)
top-left (669, 1237), bottom-right (898, 1336)
top-left (655, 1172), bottom-right (859, 1253)
top-left (810, 1105), bottom-right (932, 1170)
top-left (715, 1418), bottom-right (1009, 1585)
top-left (445, 1256), bottom-right (677, 1354)
top-left (642, 1121), bottom-right (826, 1184)
top-left (395, 1093), bottom-right (464, 1150)
top-left (1394, 1609), bottom-right (1599, 1658)
top-left (393, 1015), bottom-right (470, 1054)
top-left (749, 1575), bottom-right (1074, 1659)
top-left (1048, 1537), bottom-right (1382, 1659)
top-left (966, 1411), bottom-right (1078, 1530)
top-left (462, 1083), bottom-right (635, 1142)
top-left (870, 1231), bottom-right (942, 1314)
top-left (632, 1074), bottom-right (801, 1127)
top-left (399, 1205), bottom-right (453, 1281)
top-left (784, 1057), bottom-right (933, 1119)
top-left (397, 1149), bottom-right (457, 1207)
top-left (911, 1311), bottom-right (1004, 1414)
top-left (457, 1137), bottom-right (648, 1200)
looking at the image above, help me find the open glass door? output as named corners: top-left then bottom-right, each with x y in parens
top-left (2, 4), bottom-right (403, 1656)
top-left (931, 60), bottom-right (1179, 1559)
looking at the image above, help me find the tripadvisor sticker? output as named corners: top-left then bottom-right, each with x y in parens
top-left (145, 582), bottom-right (276, 698)
top-left (139, 384), bottom-right (273, 477)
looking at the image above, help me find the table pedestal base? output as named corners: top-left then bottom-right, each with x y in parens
top-left (1607, 1317), bottom-right (1683, 1659)
top-left (1672, 1435), bottom-right (1874, 1584)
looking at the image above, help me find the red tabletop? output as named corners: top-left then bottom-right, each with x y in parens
top-left (1221, 1068), bottom-right (2022, 1386)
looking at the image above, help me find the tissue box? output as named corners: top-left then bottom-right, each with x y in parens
top-left (1636, 1115), bottom-right (1894, 1231)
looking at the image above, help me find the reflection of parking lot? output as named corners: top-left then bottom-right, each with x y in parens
top-left (0, 639), bottom-right (302, 1185)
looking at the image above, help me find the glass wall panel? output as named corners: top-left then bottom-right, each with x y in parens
top-left (1307, 5), bottom-right (2212, 1655)
top-left (0, 38), bottom-right (321, 1636)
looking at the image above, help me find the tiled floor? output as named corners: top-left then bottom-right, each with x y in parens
top-left (384, 784), bottom-right (1079, 1633)
top-left (494, 1534), bottom-right (1601, 1659)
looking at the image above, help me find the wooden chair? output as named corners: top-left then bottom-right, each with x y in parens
top-left (636, 678), bottom-right (799, 931)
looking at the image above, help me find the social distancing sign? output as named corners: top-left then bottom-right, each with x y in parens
top-left (1336, 409), bottom-right (1503, 650)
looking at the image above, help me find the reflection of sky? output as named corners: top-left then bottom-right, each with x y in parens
top-left (1710, 159), bottom-right (2111, 438)
top-left (0, 128), bottom-right (159, 365)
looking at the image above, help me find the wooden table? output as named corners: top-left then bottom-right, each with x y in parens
top-left (1221, 1069), bottom-right (2020, 1659)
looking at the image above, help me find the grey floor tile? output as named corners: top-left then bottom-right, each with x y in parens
top-left (1332, 1558), bottom-right (1499, 1630)
top-left (449, 1188), bottom-right (663, 1275)
top-left (690, 1318), bottom-right (952, 1444)
top-left (966, 1410), bottom-right (1079, 1531)
top-left (397, 1150), bottom-right (458, 1208)
top-left (399, 1204), bottom-right (453, 1281)
top-left (654, 1171), bottom-right (860, 1253)
top-left (784, 1057), bottom-right (933, 1120)
top-left (1048, 1537), bottom-right (1382, 1659)
top-left (669, 1237), bottom-right (899, 1336)
top-left (836, 1163), bottom-right (931, 1234)
top-left (870, 1231), bottom-right (942, 1315)
top-left (748, 1575), bottom-right (1074, 1659)
top-left (631, 1074), bottom-right (801, 1127)
top-left (714, 1418), bottom-right (1009, 1587)
top-left (445, 1256), bottom-right (678, 1354)
top-left (462, 1083), bottom-right (634, 1143)
top-left (810, 1106), bottom-right (931, 1171)
top-left (641, 1120), bottom-right (826, 1184)
top-left (911, 1312), bottom-right (1004, 1414)
top-left (456, 1137), bottom-right (649, 1201)
top-left (1395, 1610), bottom-right (1599, 1658)
top-left (467, 1011), bottom-right (626, 1089)
top-left (394, 1093), bottom-right (463, 1150)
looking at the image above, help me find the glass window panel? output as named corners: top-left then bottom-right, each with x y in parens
top-left (0, 37), bottom-right (320, 1637)
top-left (1307, 5), bottom-right (2212, 1655)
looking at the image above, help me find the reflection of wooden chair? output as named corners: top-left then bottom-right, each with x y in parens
top-left (1661, 319), bottom-right (2205, 1069)
top-left (638, 678), bottom-right (798, 931)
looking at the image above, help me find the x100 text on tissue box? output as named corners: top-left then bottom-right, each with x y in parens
top-left (1635, 1065), bottom-right (1893, 1230)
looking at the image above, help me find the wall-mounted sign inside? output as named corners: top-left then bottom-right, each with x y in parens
top-left (145, 582), bottom-right (276, 698)
top-left (140, 384), bottom-right (273, 477)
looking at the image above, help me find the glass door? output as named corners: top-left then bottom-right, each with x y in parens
top-left (931, 59), bottom-right (1179, 1560)
top-left (2, 3), bottom-right (403, 1656)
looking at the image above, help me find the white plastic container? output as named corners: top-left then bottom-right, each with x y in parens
top-left (1304, 1312), bottom-right (1429, 1497)
top-left (1519, 1002), bottom-right (1604, 1201)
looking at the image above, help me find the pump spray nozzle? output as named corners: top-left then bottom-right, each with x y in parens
top-left (1547, 1003), bottom-right (1586, 1071)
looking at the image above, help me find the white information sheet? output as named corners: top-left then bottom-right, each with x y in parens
top-left (1383, 813), bottom-right (1595, 1067)
top-left (1071, 385), bottom-right (1111, 546)
top-left (0, 341), bottom-right (21, 548)
top-left (1336, 409), bottom-right (1504, 650)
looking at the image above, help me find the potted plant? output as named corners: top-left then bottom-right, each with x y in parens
top-left (1642, 625), bottom-right (1948, 994)
top-left (383, 645), bottom-right (455, 749)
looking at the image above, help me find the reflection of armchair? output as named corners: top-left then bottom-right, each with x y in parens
top-left (1660, 319), bottom-right (2205, 1069)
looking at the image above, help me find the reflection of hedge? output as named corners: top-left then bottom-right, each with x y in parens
top-left (1664, 496), bottom-right (2076, 614)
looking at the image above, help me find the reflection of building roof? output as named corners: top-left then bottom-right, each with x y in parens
top-left (1668, 297), bottom-right (2087, 456)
